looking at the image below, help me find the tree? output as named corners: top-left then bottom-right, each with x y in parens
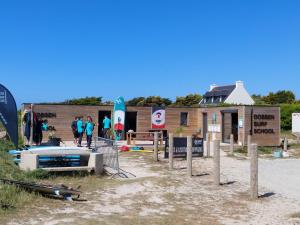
top-left (144, 96), bottom-right (172, 106)
top-left (251, 94), bottom-right (266, 105)
top-left (126, 97), bottom-right (146, 106)
top-left (280, 104), bottom-right (300, 130)
top-left (262, 90), bottom-right (295, 104)
top-left (173, 94), bottom-right (202, 106)
top-left (63, 96), bottom-right (102, 105)
top-left (126, 96), bottom-right (172, 106)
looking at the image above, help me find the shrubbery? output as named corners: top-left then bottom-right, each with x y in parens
top-left (280, 104), bottom-right (300, 130)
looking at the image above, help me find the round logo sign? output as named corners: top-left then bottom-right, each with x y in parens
top-left (152, 110), bottom-right (165, 127)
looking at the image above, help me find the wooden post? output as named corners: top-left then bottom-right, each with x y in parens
top-left (153, 132), bottom-right (159, 161)
top-left (187, 136), bottom-right (192, 177)
top-left (230, 134), bottom-right (234, 155)
top-left (169, 133), bottom-right (174, 170)
top-left (29, 104), bottom-right (34, 146)
top-left (206, 133), bottom-right (210, 157)
top-left (213, 140), bottom-right (220, 185)
top-left (250, 144), bottom-right (258, 199)
top-left (284, 137), bottom-right (288, 151)
top-left (247, 135), bottom-right (251, 157)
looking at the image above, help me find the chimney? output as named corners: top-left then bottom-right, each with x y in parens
top-left (236, 81), bottom-right (244, 88)
top-left (210, 84), bottom-right (217, 91)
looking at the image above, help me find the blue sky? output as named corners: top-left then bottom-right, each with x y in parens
top-left (0, 0), bottom-right (299, 106)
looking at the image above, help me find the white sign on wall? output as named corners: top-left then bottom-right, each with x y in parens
top-left (208, 124), bottom-right (221, 133)
top-left (292, 113), bottom-right (300, 133)
top-left (239, 118), bottom-right (244, 128)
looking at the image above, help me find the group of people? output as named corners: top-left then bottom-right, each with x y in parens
top-left (23, 109), bottom-right (49, 145)
top-left (71, 116), bottom-right (95, 149)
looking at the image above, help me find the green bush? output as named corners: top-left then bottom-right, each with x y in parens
top-left (280, 104), bottom-right (300, 130)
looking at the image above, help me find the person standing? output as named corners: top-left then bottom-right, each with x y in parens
top-left (85, 116), bottom-right (94, 149)
top-left (22, 109), bottom-right (31, 145)
top-left (71, 117), bottom-right (78, 144)
top-left (33, 115), bottom-right (43, 146)
top-left (77, 117), bottom-right (84, 147)
top-left (102, 115), bottom-right (111, 139)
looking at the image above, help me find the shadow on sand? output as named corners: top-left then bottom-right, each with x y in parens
top-left (259, 192), bottom-right (276, 198)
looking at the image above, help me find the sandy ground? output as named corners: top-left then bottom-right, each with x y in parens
top-left (1, 147), bottom-right (300, 225)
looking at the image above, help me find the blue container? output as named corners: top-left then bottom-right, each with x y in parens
top-left (273, 150), bottom-right (283, 158)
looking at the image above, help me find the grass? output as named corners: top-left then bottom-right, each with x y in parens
top-left (234, 146), bottom-right (275, 155)
top-left (0, 139), bottom-right (53, 212)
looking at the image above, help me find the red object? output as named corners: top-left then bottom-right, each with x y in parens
top-left (120, 145), bottom-right (130, 152)
top-left (152, 124), bottom-right (165, 129)
top-left (114, 123), bottom-right (124, 131)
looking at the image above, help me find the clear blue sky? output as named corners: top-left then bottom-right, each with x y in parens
top-left (1, 0), bottom-right (299, 106)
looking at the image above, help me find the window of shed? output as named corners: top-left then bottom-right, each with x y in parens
top-left (180, 112), bottom-right (189, 126)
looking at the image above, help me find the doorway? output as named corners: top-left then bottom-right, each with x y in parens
top-left (202, 113), bottom-right (208, 140)
top-left (231, 113), bottom-right (238, 142)
top-left (125, 111), bottom-right (137, 135)
top-left (222, 110), bottom-right (238, 143)
top-left (98, 110), bottom-right (111, 137)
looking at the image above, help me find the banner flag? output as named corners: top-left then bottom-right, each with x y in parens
top-left (0, 84), bottom-right (18, 147)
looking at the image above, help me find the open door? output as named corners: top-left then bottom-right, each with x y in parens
top-left (98, 110), bottom-right (111, 137)
top-left (222, 110), bottom-right (238, 143)
top-left (125, 111), bottom-right (137, 135)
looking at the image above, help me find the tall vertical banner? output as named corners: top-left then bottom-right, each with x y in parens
top-left (113, 96), bottom-right (126, 141)
top-left (0, 84), bottom-right (18, 147)
top-left (151, 107), bottom-right (166, 129)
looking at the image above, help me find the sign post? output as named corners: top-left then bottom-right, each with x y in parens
top-left (169, 133), bottom-right (174, 170)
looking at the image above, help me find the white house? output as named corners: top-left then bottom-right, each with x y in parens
top-left (200, 81), bottom-right (255, 105)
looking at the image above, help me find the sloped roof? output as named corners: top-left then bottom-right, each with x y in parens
top-left (203, 85), bottom-right (236, 98)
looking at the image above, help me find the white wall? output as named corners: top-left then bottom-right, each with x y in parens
top-left (224, 81), bottom-right (255, 105)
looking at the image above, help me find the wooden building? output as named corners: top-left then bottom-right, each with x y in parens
top-left (22, 103), bottom-right (280, 146)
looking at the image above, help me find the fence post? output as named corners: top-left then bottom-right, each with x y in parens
top-left (284, 137), bottom-right (288, 151)
top-left (169, 133), bottom-right (174, 170)
top-left (247, 135), bottom-right (251, 157)
top-left (250, 144), bottom-right (258, 199)
top-left (230, 134), bottom-right (234, 155)
top-left (213, 140), bottom-right (220, 185)
top-left (29, 104), bottom-right (34, 146)
top-left (187, 136), bottom-right (192, 177)
top-left (153, 132), bottom-right (159, 161)
top-left (205, 133), bottom-right (210, 157)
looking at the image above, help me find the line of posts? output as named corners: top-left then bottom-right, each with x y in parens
top-left (156, 132), bottom-right (259, 200)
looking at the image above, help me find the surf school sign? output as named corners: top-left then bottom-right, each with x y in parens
top-left (164, 137), bottom-right (203, 158)
top-left (151, 107), bottom-right (166, 129)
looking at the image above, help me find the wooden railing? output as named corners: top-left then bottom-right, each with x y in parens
top-left (126, 131), bottom-right (163, 145)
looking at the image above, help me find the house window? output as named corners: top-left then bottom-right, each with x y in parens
top-left (180, 112), bottom-right (189, 126)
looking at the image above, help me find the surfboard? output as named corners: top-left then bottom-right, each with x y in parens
top-left (113, 96), bottom-right (126, 141)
